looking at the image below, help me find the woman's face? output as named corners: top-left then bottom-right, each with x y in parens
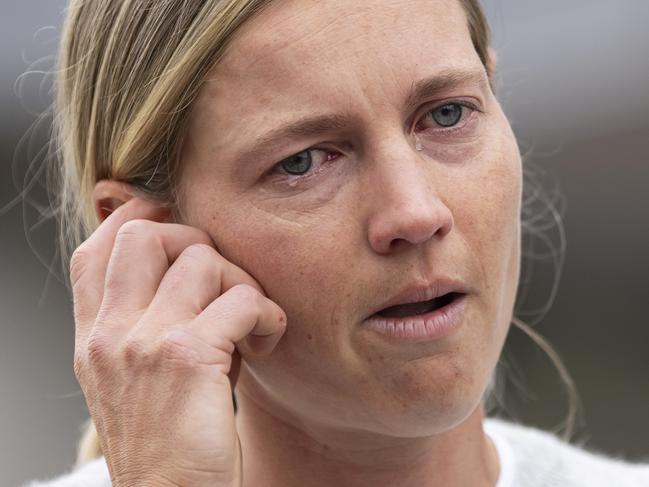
top-left (179, 0), bottom-right (521, 436)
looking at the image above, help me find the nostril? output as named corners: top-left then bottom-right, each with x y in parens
top-left (369, 212), bottom-right (453, 254)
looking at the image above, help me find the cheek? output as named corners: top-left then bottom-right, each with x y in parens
top-left (446, 121), bottom-right (522, 339)
top-left (210, 204), bottom-right (361, 329)
top-left (456, 130), bottom-right (521, 262)
top-left (214, 208), bottom-right (367, 384)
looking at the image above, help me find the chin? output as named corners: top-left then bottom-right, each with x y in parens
top-left (369, 354), bottom-right (486, 437)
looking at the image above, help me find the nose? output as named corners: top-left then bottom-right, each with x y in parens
top-left (365, 141), bottom-right (454, 254)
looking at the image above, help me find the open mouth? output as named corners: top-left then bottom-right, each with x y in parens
top-left (374, 292), bottom-right (462, 318)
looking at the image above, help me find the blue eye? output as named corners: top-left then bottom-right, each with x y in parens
top-left (430, 103), bottom-right (464, 127)
top-left (280, 151), bottom-right (313, 175)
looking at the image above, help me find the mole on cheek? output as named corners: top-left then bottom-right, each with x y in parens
top-left (307, 334), bottom-right (313, 340)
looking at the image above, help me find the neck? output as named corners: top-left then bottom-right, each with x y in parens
top-left (234, 381), bottom-right (499, 487)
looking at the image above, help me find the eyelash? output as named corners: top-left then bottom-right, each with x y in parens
top-left (416, 100), bottom-right (479, 133)
top-left (270, 100), bottom-right (479, 186)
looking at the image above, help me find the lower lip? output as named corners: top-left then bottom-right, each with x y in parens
top-left (362, 294), bottom-right (467, 343)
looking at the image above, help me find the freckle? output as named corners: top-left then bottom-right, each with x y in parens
top-left (379, 355), bottom-right (384, 361)
top-left (211, 215), bottom-right (216, 220)
top-left (307, 334), bottom-right (312, 340)
top-left (368, 357), bottom-right (373, 363)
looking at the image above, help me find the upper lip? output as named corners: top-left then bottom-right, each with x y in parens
top-left (365, 278), bottom-right (469, 319)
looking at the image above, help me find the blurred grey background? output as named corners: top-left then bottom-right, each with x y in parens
top-left (1, 0), bottom-right (648, 485)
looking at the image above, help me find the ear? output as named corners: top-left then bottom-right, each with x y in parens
top-left (92, 180), bottom-right (140, 222)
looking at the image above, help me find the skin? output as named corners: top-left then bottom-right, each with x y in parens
top-left (89, 0), bottom-right (522, 485)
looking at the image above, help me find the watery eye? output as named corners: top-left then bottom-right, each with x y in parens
top-left (430, 103), bottom-right (464, 127)
top-left (280, 151), bottom-right (313, 175)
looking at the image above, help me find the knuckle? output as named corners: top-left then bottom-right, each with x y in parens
top-left (174, 244), bottom-right (222, 281)
top-left (233, 283), bottom-right (261, 303)
top-left (171, 245), bottom-right (223, 292)
top-left (181, 243), bottom-right (219, 262)
top-left (116, 218), bottom-right (154, 237)
top-left (121, 335), bottom-right (149, 366)
top-left (209, 334), bottom-right (236, 356)
top-left (160, 331), bottom-right (233, 375)
top-left (237, 284), bottom-right (265, 316)
top-left (86, 333), bottom-right (112, 368)
top-left (113, 219), bottom-right (158, 251)
top-left (159, 332), bottom-right (200, 365)
top-left (69, 243), bottom-right (92, 285)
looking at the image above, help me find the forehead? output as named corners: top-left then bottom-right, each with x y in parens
top-left (190, 0), bottom-right (479, 153)
top-left (225, 0), bottom-right (469, 66)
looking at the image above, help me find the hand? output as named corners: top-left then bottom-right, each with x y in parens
top-left (70, 197), bottom-right (287, 487)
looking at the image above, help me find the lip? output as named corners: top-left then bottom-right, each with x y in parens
top-left (361, 279), bottom-right (469, 343)
top-left (365, 279), bottom-right (469, 318)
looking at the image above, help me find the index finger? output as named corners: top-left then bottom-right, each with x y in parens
top-left (69, 197), bottom-right (172, 339)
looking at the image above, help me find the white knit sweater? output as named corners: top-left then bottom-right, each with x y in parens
top-left (24, 417), bottom-right (649, 486)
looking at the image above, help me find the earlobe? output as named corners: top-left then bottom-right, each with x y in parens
top-left (92, 180), bottom-right (139, 222)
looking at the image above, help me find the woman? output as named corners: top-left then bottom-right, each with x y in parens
top-left (28, 0), bottom-right (649, 486)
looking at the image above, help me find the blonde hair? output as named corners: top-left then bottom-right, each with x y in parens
top-left (51, 0), bottom-right (577, 466)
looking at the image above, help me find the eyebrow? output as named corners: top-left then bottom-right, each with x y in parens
top-left (234, 68), bottom-right (488, 165)
top-left (404, 68), bottom-right (489, 113)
